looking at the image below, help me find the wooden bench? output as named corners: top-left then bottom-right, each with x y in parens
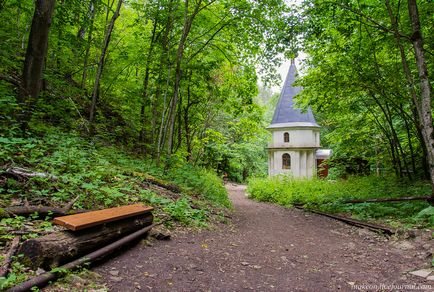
top-left (53, 203), bottom-right (154, 231)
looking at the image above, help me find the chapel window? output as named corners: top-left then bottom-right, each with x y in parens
top-left (284, 132), bottom-right (289, 143)
top-left (282, 153), bottom-right (291, 169)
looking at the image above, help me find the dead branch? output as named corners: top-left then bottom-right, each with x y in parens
top-left (0, 226), bottom-right (53, 236)
top-left (2, 206), bottom-right (70, 218)
top-left (1, 195), bottom-right (84, 219)
top-left (143, 177), bottom-right (181, 193)
top-left (0, 236), bottom-right (21, 277)
top-left (0, 74), bottom-right (21, 88)
top-left (62, 195), bottom-right (80, 212)
top-left (294, 206), bottom-right (395, 235)
top-left (344, 195), bottom-right (431, 204)
top-left (4, 167), bottom-right (58, 181)
top-left (139, 182), bottom-right (181, 201)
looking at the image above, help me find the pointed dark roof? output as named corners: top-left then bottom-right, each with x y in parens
top-left (269, 60), bottom-right (319, 128)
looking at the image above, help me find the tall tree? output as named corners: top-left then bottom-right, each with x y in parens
top-left (298, 0), bottom-right (433, 195)
top-left (18, 0), bottom-right (56, 131)
top-left (166, 0), bottom-right (208, 156)
top-left (407, 0), bottom-right (434, 203)
top-left (81, 0), bottom-right (97, 90)
top-left (89, 0), bottom-right (123, 126)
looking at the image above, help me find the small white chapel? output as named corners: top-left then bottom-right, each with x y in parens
top-left (267, 60), bottom-right (331, 178)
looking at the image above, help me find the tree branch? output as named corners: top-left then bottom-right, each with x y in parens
top-left (0, 74), bottom-right (22, 88)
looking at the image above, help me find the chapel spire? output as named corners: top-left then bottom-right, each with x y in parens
top-left (269, 61), bottom-right (318, 127)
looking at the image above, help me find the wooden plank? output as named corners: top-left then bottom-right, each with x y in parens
top-left (53, 204), bottom-right (153, 231)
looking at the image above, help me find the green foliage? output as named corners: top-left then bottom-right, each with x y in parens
top-left (0, 129), bottom-right (229, 227)
top-left (50, 267), bottom-right (70, 276)
top-left (163, 198), bottom-right (207, 227)
top-left (0, 0), bottom-right (294, 184)
top-left (0, 261), bottom-right (33, 290)
top-left (247, 175), bottom-right (433, 228)
top-left (297, 0), bottom-right (434, 179)
top-left (198, 102), bottom-right (269, 182)
top-left (166, 164), bottom-right (231, 208)
top-left (415, 207), bottom-right (434, 227)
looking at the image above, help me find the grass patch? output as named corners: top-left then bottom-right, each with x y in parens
top-left (247, 175), bottom-right (433, 228)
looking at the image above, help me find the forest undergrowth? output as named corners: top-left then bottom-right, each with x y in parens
top-left (0, 127), bottom-right (231, 289)
top-left (247, 175), bottom-right (434, 229)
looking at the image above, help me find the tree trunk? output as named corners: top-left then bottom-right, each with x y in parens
top-left (385, 0), bottom-right (431, 180)
top-left (367, 93), bottom-right (402, 177)
top-left (407, 0), bottom-right (434, 203)
top-left (139, 17), bottom-right (159, 145)
top-left (175, 89), bottom-right (183, 151)
top-left (183, 74), bottom-right (200, 162)
top-left (89, 0), bottom-right (123, 126)
top-left (18, 0), bottom-right (56, 131)
top-left (166, 0), bottom-right (203, 157)
top-left (401, 106), bottom-right (417, 174)
top-left (184, 80), bottom-right (192, 161)
top-left (155, 0), bottom-right (175, 165)
top-left (19, 213), bottom-right (153, 270)
top-left (81, 0), bottom-right (96, 90)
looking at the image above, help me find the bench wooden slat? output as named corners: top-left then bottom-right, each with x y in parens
top-left (53, 204), bottom-right (154, 231)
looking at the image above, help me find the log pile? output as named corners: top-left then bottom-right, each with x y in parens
top-left (8, 223), bottom-right (159, 292)
top-left (18, 213), bottom-right (153, 270)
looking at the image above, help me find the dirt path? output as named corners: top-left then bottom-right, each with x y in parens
top-left (96, 184), bottom-right (433, 291)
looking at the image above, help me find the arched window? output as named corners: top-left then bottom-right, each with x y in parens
top-left (284, 132), bottom-right (289, 143)
top-left (282, 153), bottom-right (291, 169)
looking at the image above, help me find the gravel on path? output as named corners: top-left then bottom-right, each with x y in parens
top-left (95, 183), bottom-right (433, 292)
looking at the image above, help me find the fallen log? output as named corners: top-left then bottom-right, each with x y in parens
top-left (294, 206), bottom-right (395, 235)
top-left (344, 195), bottom-right (431, 204)
top-left (18, 213), bottom-right (153, 270)
top-left (1, 195), bottom-right (81, 219)
top-left (7, 222), bottom-right (158, 292)
top-left (143, 176), bottom-right (181, 194)
top-left (0, 236), bottom-right (21, 277)
top-left (4, 167), bottom-right (58, 181)
top-left (139, 182), bottom-right (181, 201)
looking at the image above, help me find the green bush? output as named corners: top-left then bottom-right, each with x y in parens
top-left (247, 175), bottom-right (433, 228)
top-left (165, 164), bottom-right (231, 208)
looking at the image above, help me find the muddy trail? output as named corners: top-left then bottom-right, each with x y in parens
top-left (94, 184), bottom-right (433, 291)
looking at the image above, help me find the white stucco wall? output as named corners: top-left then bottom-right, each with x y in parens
top-left (268, 149), bottom-right (316, 178)
top-left (268, 128), bottom-right (320, 148)
top-left (267, 127), bottom-right (319, 178)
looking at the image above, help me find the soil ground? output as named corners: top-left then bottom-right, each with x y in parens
top-left (94, 183), bottom-right (433, 291)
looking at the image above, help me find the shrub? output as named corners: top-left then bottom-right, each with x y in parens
top-left (165, 164), bottom-right (231, 208)
top-left (247, 175), bottom-right (433, 228)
